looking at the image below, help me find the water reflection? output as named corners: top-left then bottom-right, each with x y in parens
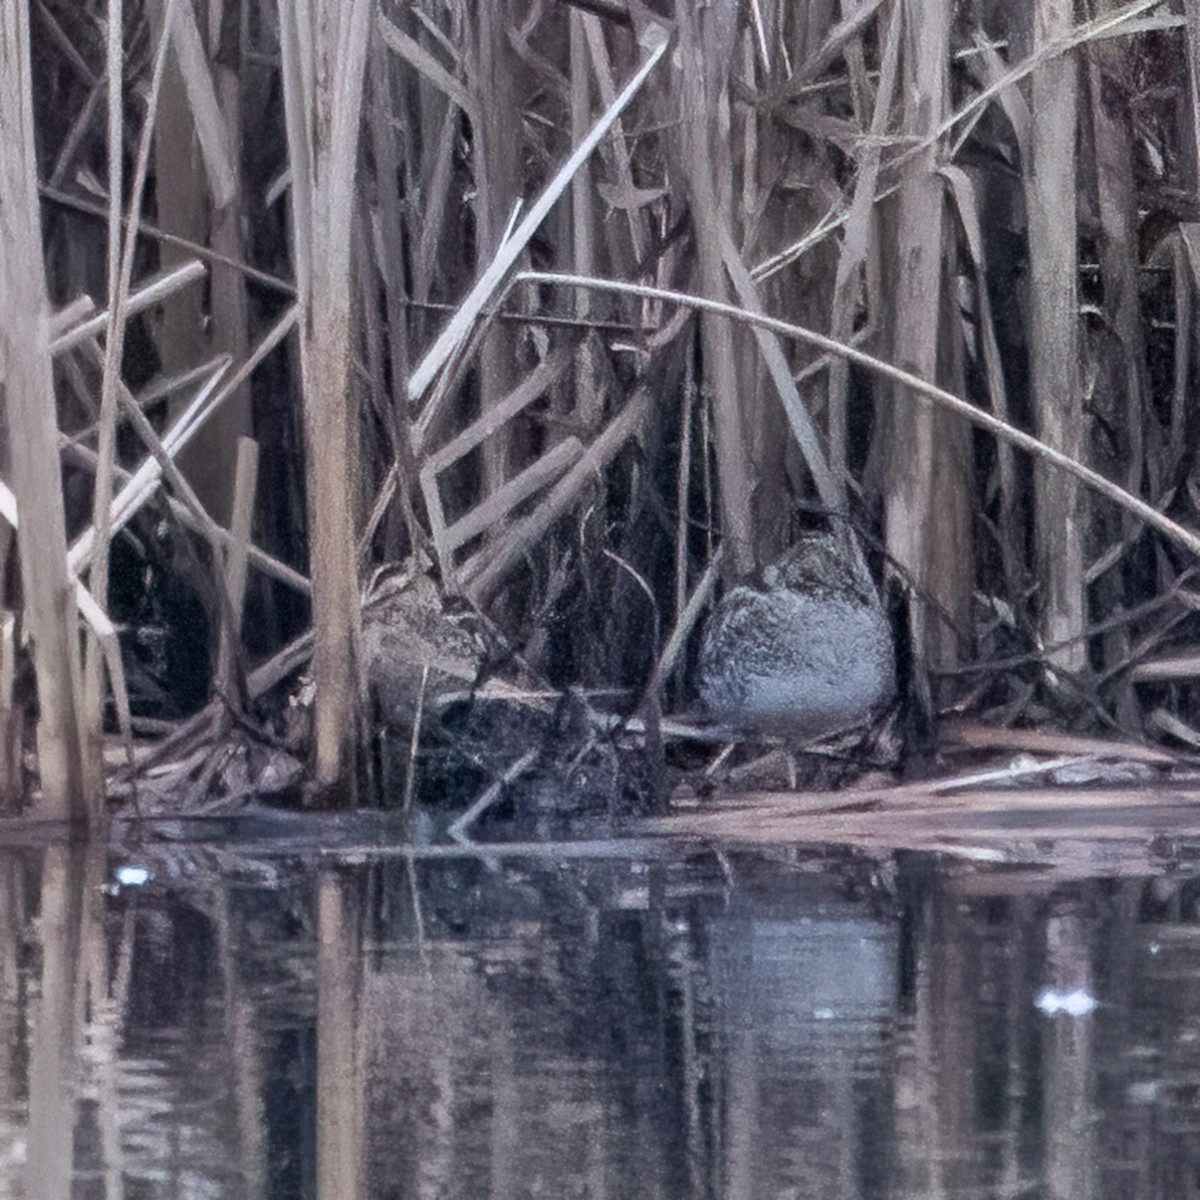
top-left (1, 832), bottom-right (1200, 1197)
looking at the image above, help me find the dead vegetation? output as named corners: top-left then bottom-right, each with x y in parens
top-left (5, 0), bottom-right (1200, 820)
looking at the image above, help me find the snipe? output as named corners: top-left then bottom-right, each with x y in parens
top-left (697, 532), bottom-right (895, 738)
top-left (361, 564), bottom-right (489, 727)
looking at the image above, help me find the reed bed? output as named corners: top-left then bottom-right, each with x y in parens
top-left (4, 0), bottom-right (1200, 817)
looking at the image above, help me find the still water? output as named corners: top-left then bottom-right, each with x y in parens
top-left (1, 820), bottom-right (1199, 1199)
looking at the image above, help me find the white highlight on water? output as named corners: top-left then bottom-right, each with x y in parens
top-left (1034, 987), bottom-right (1098, 1017)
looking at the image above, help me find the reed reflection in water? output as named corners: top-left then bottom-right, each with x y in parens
top-left (0, 833), bottom-right (1199, 1198)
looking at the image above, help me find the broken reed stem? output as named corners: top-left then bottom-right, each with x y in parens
top-left (1026, 0), bottom-right (1086, 672)
top-left (49, 260), bottom-right (208, 354)
top-left (515, 271), bottom-right (1200, 564)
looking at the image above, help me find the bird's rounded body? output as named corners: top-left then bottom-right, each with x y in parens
top-left (698, 534), bottom-right (895, 738)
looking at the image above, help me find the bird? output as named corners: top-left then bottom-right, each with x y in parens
top-left (361, 563), bottom-right (491, 728)
top-left (697, 531), bottom-right (895, 739)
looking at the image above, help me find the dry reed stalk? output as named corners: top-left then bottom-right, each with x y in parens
top-left (377, 10), bottom-right (478, 128)
top-left (1025, 0), bottom-right (1087, 674)
top-left (153, 0), bottom-right (249, 527)
top-left (49, 260), bottom-right (207, 354)
top-left (62, 434), bottom-right (311, 599)
top-left (279, 0), bottom-right (374, 794)
top-left (452, 4), bottom-right (521, 503)
top-left (192, 5), bottom-right (253, 529)
top-left (49, 78), bottom-right (104, 189)
top-left (1187, 1), bottom-right (1200, 185)
top-left (640, 547), bottom-right (723, 716)
top-left (426, 348), bottom-right (574, 474)
top-left (674, 366), bottom-right (694, 628)
top-left (906, 0), bottom-right (1159, 176)
top-left (884, 0), bottom-right (971, 674)
top-left (826, 1), bottom-right (899, 494)
top-left (73, 339), bottom-right (263, 717)
top-left (1083, 15), bottom-right (1148, 719)
top-left (1171, 238), bottom-right (1191, 469)
top-left (940, 165), bottom-right (1019, 591)
top-left (165, 0), bottom-right (236, 206)
top-left (0, 481), bottom-right (135, 765)
top-left (569, 10), bottom-right (604, 437)
top-left (417, 347), bottom-right (572, 573)
top-left (0, 614), bottom-right (17, 804)
top-left (153, 0), bottom-right (212, 465)
top-left (677, 5), bottom-right (755, 578)
top-left (67, 357), bottom-right (231, 572)
top-left (40, 184), bottom-right (294, 295)
top-left (447, 747), bottom-right (538, 841)
top-left (1086, 24), bottom-right (1146, 497)
top-left (443, 437), bottom-right (584, 554)
top-left (365, 38), bottom-right (417, 561)
top-left (401, 662), bottom-right (428, 815)
top-left (718, 228), bottom-right (840, 515)
top-left (0, 0), bottom-right (96, 818)
top-left (580, 16), bottom-right (653, 313)
top-left (61, 307), bottom-right (308, 597)
top-left (408, 99), bottom-right (458, 313)
top-left (217, 437), bottom-right (259, 699)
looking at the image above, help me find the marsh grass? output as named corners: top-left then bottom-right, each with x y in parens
top-left (6, 0), bottom-right (1200, 813)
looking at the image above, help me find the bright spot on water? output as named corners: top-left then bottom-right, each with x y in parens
top-left (115, 865), bottom-right (153, 888)
top-left (1034, 987), bottom-right (1097, 1017)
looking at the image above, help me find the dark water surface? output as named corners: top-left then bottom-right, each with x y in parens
top-left (3, 819), bottom-right (1200, 1198)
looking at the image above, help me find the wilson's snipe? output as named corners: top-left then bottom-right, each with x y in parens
top-left (697, 532), bottom-right (895, 738)
top-left (361, 564), bottom-right (490, 726)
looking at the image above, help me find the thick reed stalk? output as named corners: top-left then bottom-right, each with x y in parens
top-left (677, 6), bottom-right (755, 578)
top-left (1025, 0), bottom-right (1087, 672)
top-left (884, 0), bottom-right (971, 674)
top-left (279, 0), bottom-right (374, 794)
top-left (0, 2), bottom-right (96, 819)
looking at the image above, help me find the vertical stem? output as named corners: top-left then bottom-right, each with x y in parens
top-left (0, 1), bottom-right (96, 819)
top-left (885, 0), bottom-right (971, 675)
top-left (217, 436), bottom-right (259, 694)
top-left (570, 9), bottom-right (604, 436)
top-left (678, 5), bottom-right (756, 579)
top-left (1026, 0), bottom-right (1086, 672)
top-left (279, 0), bottom-right (373, 793)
